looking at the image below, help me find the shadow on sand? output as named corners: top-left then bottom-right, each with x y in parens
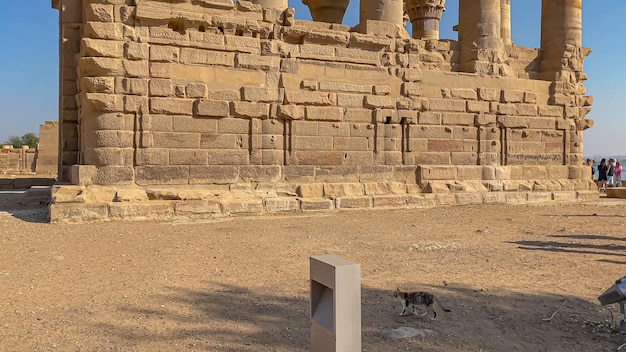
top-left (91, 282), bottom-right (623, 351)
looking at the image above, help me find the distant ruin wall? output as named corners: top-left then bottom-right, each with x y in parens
top-left (0, 146), bottom-right (36, 175)
top-left (0, 121), bottom-right (58, 178)
top-left (49, 0), bottom-right (596, 222)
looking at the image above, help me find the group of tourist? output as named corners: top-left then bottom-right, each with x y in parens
top-left (586, 158), bottom-right (623, 191)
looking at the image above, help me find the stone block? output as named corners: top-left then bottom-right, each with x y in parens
top-left (82, 77), bottom-right (115, 94)
top-left (318, 81), bottom-right (372, 94)
top-left (374, 84), bottom-right (391, 95)
top-left (194, 99), bottom-right (230, 117)
top-left (527, 191), bottom-right (552, 202)
top-left (174, 199), bottom-right (222, 216)
top-left (300, 198), bottom-right (334, 211)
top-left (122, 59), bottom-right (149, 77)
top-left (293, 136), bottom-right (333, 150)
top-left (516, 104), bottom-right (538, 116)
top-left (221, 198), bottom-right (264, 215)
top-left (442, 113), bottom-right (474, 126)
top-left (242, 87), bottom-right (280, 102)
top-left (483, 192), bottom-right (507, 203)
top-left (109, 201), bottom-right (174, 219)
top-left (402, 68), bottom-right (423, 82)
top-left (478, 88), bottom-right (499, 102)
top-left (172, 116), bottom-right (217, 133)
top-left (186, 83), bottom-right (207, 98)
top-left (169, 149), bottom-right (207, 165)
top-left (239, 166), bottom-right (281, 182)
top-left (284, 92), bottom-right (334, 106)
top-left (364, 95), bottom-right (395, 109)
top-left (51, 185), bottom-right (87, 203)
top-left (114, 188), bottom-right (149, 202)
top-left (348, 32), bottom-right (394, 51)
top-left (149, 27), bottom-right (189, 45)
top-left (401, 82), bottom-right (423, 97)
top-left (278, 105), bottom-right (305, 120)
top-left (538, 105), bottom-right (563, 117)
top-left (577, 190), bottom-right (599, 200)
top-left (215, 118), bottom-right (249, 134)
top-left (49, 203), bottom-right (109, 223)
top-left (150, 45), bottom-right (180, 62)
top-left (428, 98), bottom-right (466, 112)
top-left (524, 92), bottom-right (538, 104)
top-left (84, 4), bottom-right (114, 22)
top-left (207, 89), bottom-right (241, 101)
top-left (372, 195), bottom-right (408, 207)
top-left (454, 193), bottom-right (484, 205)
top-left (81, 38), bottom-right (123, 58)
top-left (335, 196), bottom-right (372, 209)
top-left (552, 191), bottom-right (577, 201)
top-left (84, 22), bottom-right (124, 40)
top-left (418, 166), bottom-right (457, 181)
top-left (135, 165), bottom-right (190, 185)
top-left (467, 101), bottom-right (490, 114)
top-left (208, 150), bottom-right (249, 165)
top-left (450, 88), bottom-right (477, 100)
top-left (263, 197), bottom-right (300, 212)
top-left (79, 57), bottom-right (123, 76)
top-left (236, 53), bottom-right (280, 70)
top-left (232, 101), bottom-right (270, 118)
top-left (407, 194), bottom-right (437, 207)
top-left (334, 47), bottom-right (380, 65)
top-left (337, 94), bottom-right (369, 111)
top-left (149, 97), bottom-right (194, 115)
top-left (224, 35), bottom-right (261, 53)
top-left (323, 183), bottom-right (364, 197)
top-left (372, 109), bottom-right (397, 124)
top-left (297, 183), bottom-right (324, 197)
top-left (501, 89), bottom-right (524, 103)
top-left (82, 94), bottom-right (124, 113)
top-left (115, 78), bottom-right (148, 95)
top-left (180, 48), bottom-right (234, 66)
top-left (189, 165), bottom-right (238, 184)
top-left (149, 79), bottom-right (172, 97)
top-left (305, 106), bottom-right (343, 121)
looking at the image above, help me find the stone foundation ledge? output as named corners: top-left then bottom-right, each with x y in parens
top-left (48, 183), bottom-right (599, 223)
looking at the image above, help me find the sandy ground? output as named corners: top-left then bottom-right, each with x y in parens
top-left (1, 192), bottom-right (626, 351)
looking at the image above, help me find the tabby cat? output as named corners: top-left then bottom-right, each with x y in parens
top-left (394, 288), bottom-right (451, 320)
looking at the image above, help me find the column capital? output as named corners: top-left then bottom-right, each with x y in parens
top-left (405, 0), bottom-right (445, 22)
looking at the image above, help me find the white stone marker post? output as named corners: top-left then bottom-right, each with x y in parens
top-left (310, 255), bottom-right (361, 352)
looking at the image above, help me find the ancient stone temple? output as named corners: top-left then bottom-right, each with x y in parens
top-left (50, 0), bottom-right (595, 222)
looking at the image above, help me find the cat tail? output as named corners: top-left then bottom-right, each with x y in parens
top-left (434, 297), bottom-right (451, 312)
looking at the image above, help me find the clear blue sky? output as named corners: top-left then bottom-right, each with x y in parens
top-left (0, 0), bottom-right (623, 157)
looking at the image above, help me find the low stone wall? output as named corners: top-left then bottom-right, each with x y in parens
top-left (0, 147), bottom-right (36, 175)
top-left (49, 164), bottom-right (598, 223)
top-left (0, 177), bottom-right (56, 190)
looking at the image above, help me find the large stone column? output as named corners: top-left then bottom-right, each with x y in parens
top-left (458, 0), bottom-right (506, 74)
top-left (540, 0), bottom-right (583, 78)
top-left (500, 0), bottom-right (511, 45)
top-left (52, 0), bottom-right (82, 182)
top-left (405, 0), bottom-right (446, 40)
top-left (360, 0), bottom-right (404, 27)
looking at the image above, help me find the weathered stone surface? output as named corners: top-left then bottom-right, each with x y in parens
top-left (51, 0), bottom-right (593, 222)
top-left (300, 198), bottom-right (334, 211)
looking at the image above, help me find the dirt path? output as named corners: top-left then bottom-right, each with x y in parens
top-left (1, 198), bottom-right (625, 351)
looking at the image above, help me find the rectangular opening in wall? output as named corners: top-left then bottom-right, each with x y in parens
top-left (311, 280), bottom-right (334, 332)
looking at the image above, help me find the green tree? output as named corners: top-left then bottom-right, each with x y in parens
top-left (4, 133), bottom-right (39, 149)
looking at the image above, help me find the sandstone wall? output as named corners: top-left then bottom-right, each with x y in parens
top-left (34, 121), bottom-right (60, 176)
top-left (49, 0), bottom-right (596, 222)
top-left (0, 147), bottom-right (36, 175)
